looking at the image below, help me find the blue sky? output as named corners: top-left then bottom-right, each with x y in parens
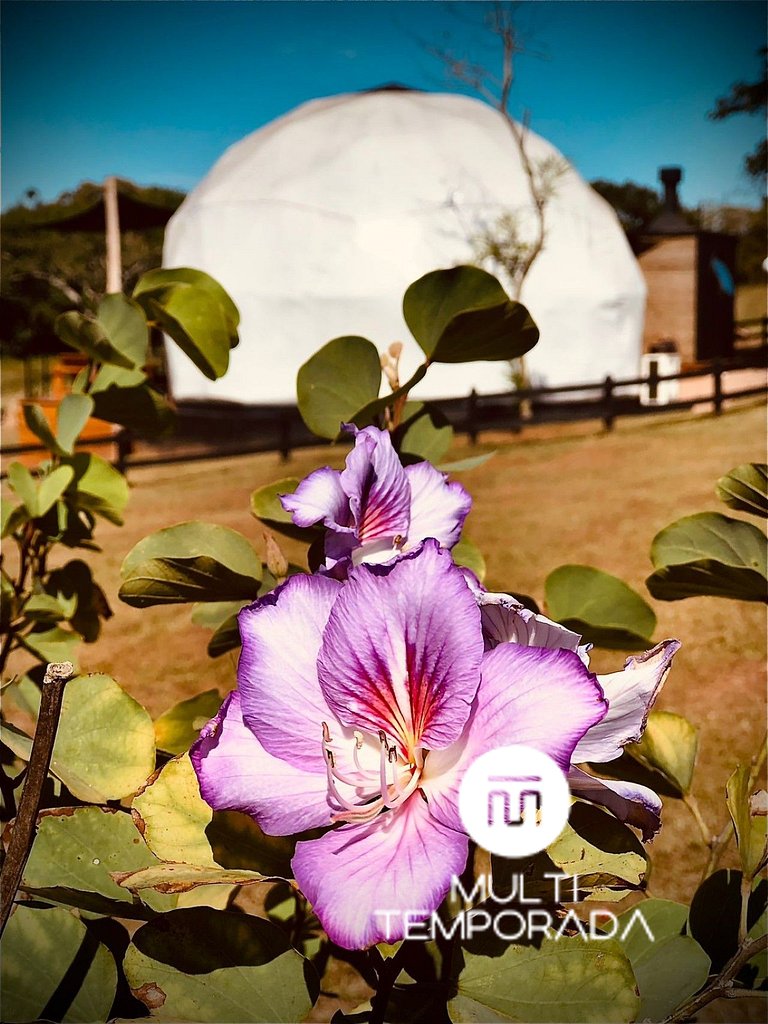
top-left (2, 1), bottom-right (765, 210)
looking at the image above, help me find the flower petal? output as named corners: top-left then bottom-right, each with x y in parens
top-left (404, 461), bottom-right (471, 549)
top-left (292, 794), bottom-right (469, 949)
top-left (238, 573), bottom-right (342, 772)
top-left (571, 640), bottom-right (681, 764)
top-left (477, 590), bottom-right (590, 663)
top-left (280, 467), bottom-right (350, 530)
top-left (422, 644), bottom-right (608, 832)
top-left (340, 426), bottom-right (411, 544)
top-left (317, 541), bottom-right (483, 754)
top-left (190, 692), bottom-right (333, 835)
top-left (568, 766), bottom-right (662, 842)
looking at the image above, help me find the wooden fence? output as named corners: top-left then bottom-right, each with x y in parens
top-left (1, 347), bottom-right (766, 475)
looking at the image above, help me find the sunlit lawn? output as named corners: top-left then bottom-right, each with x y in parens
top-left (4, 400), bottom-right (766, 908)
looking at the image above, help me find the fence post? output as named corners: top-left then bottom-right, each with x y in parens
top-left (115, 429), bottom-right (132, 474)
top-left (467, 389), bottom-right (479, 446)
top-left (602, 374), bottom-right (615, 431)
top-left (713, 359), bottom-right (723, 415)
top-left (279, 410), bottom-right (292, 462)
top-left (647, 359), bottom-right (659, 403)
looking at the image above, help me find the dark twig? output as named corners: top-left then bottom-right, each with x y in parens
top-left (662, 932), bottom-right (768, 1022)
top-left (0, 661), bottom-right (75, 936)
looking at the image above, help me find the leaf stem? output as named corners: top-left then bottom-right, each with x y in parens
top-left (684, 794), bottom-right (713, 848)
top-left (368, 943), bottom-right (409, 1024)
top-left (0, 661), bottom-right (75, 937)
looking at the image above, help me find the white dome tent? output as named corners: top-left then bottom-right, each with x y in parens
top-left (163, 88), bottom-right (646, 405)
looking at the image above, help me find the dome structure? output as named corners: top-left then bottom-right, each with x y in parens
top-left (163, 89), bottom-right (646, 404)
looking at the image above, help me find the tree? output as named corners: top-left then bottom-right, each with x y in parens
top-left (708, 46), bottom-right (767, 182)
top-left (1, 181), bottom-right (184, 358)
top-left (590, 179), bottom-right (664, 236)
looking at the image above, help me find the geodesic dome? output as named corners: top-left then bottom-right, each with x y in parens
top-left (163, 88), bottom-right (646, 404)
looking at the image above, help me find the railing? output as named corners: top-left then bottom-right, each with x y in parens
top-left (1, 348), bottom-right (766, 475)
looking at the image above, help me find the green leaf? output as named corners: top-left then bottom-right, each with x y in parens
top-left (90, 382), bottom-right (172, 436)
top-left (207, 811), bottom-right (295, 877)
top-left (452, 539), bottom-right (486, 582)
top-left (124, 909), bottom-right (316, 1022)
top-left (1, 497), bottom-right (29, 538)
top-left (22, 402), bottom-right (62, 454)
top-left (114, 862), bottom-right (270, 894)
top-left (250, 477), bottom-right (320, 542)
top-left (547, 803), bottom-right (648, 890)
top-left (716, 462), bottom-right (768, 518)
top-left (22, 806), bottom-right (175, 913)
top-left (438, 451), bottom-right (497, 473)
top-left (55, 310), bottom-right (137, 369)
top-left (64, 451), bottom-right (129, 525)
top-left (8, 463), bottom-right (74, 519)
top-left (688, 870), bottom-right (767, 972)
top-left (97, 292), bottom-right (149, 366)
top-left (46, 559), bottom-right (112, 643)
top-left (726, 764), bottom-right (768, 880)
top-left (132, 753), bottom-right (216, 866)
top-left (23, 591), bottom-right (77, 623)
top-left (56, 394), bottom-right (95, 455)
top-left (626, 710), bottom-right (698, 796)
top-left (145, 285), bottom-right (231, 380)
top-left (21, 625), bottom-right (80, 664)
top-left (545, 565), bottom-right (656, 649)
top-left (646, 511), bottom-right (767, 603)
top-left (397, 402), bottom-right (453, 463)
top-left (191, 600), bottom-right (247, 631)
top-left (134, 267), bottom-right (240, 337)
top-left (617, 899), bottom-right (710, 1022)
top-left (50, 673), bottom-right (155, 802)
top-left (0, 904), bottom-right (117, 1023)
top-left (154, 689), bottom-right (223, 755)
top-left (208, 615), bottom-right (241, 657)
top-left (120, 522), bottom-right (261, 606)
top-left (297, 336), bottom-right (381, 439)
top-left (38, 465), bottom-right (76, 517)
top-left (122, 521), bottom-right (261, 579)
top-left (403, 265), bottom-right (539, 364)
top-left (450, 937), bottom-right (639, 1023)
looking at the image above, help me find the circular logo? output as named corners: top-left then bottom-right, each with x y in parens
top-left (458, 744), bottom-right (571, 858)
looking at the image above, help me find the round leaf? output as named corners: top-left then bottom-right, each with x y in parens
top-left (626, 710), bottom-right (698, 796)
top-left (250, 477), bottom-right (319, 542)
top-left (726, 763), bottom-right (768, 880)
top-left (617, 900), bottom-right (710, 1022)
top-left (688, 870), bottom-right (767, 971)
top-left (547, 803), bottom-right (648, 890)
top-left (96, 292), bottom-right (149, 367)
top-left (145, 285), bottom-right (231, 380)
top-left (450, 937), bottom-right (639, 1023)
top-left (403, 265), bottom-right (539, 363)
top-left (716, 462), bottom-right (768, 518)
top-left (50, 673), bottom-right (156, 802)
top-left (296, 336), bottom-right (381, 439)
top-left (647, 511), bottom-right (767, 603)
top-left (132, 753), bottom-right (216, 866)
top-left (120, 522), bottom-right (261, 607)
top-left (123, 908), bottom-right (316, 1023)
top-left (56, 394), bottom-right (95, 456)
top-left (64, 452), bottom-right (129, 525)
top-left (154, 689), bottom-right (223, 755)
top-left (545, 564), bottom-right (656, 649)
top-left (452, 539), bottom-right (486, 582)
top-left (90, 382), bottom-right (173, 436)
top-left (134, 267), bottom-right (240, 336)
top-left (22, 806), bottom-right (175, 913)
top-left (0, 904), bottom-right (117, 1023)
top-left (396, 402), bottom-right (453, 463)
top-left (55, 310), bottom-right (136, 369)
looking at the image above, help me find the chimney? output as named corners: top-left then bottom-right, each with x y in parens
top-left (660, 166), bottom-right (682, 213)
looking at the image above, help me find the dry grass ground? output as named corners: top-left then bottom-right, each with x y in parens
top-left (4, 401), bottom-right (767, 909)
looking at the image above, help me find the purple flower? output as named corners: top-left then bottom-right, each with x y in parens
top-left (471, 585), bottom-right (681, 840)
top-left (279, 424), bottom-right (471, 574)
top-left (191, 541), bottom-right (607, 949)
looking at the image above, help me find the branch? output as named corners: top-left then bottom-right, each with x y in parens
top-left (0, 661), bottom-right (75, 937)
top-left (663, 933), bottom-right (768, 1022)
